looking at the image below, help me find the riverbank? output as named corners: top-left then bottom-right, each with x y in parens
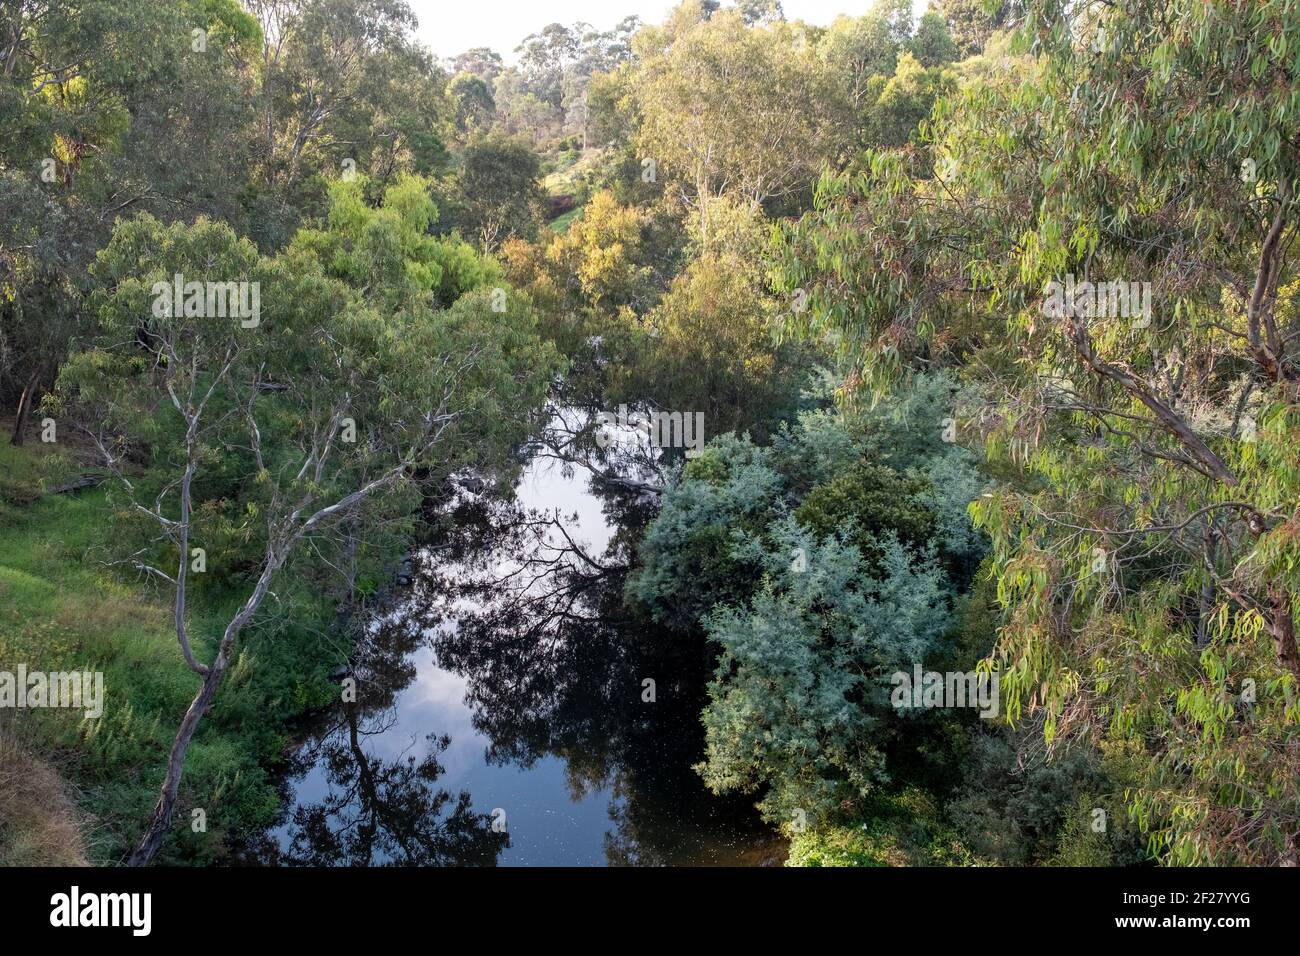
top-left (3, 417), bottom-right (790, 867)
top-left (0, 430), bottom-right (358, 864)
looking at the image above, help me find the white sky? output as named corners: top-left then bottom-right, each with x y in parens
top-left (408, 0), bottom-right (933, 63)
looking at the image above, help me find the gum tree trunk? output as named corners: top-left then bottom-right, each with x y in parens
top-left (125, 663), bottom-right (225, 865)
top-left (10, 373), bottom-right (37, 446)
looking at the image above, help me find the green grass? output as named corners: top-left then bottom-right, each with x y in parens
top-left (543, 145), bottom-right (606, 233)
top-left (0, 429), bottom-right (349, 863)
top-left (0, 433), bottom-right (78, 519)
top-left (540, 146), bottom-right (582, 178)
top-left (549, 204), bottom-right (585, 233)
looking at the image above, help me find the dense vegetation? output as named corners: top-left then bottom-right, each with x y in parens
top-left (1, 0), bottom-right (1297, 867)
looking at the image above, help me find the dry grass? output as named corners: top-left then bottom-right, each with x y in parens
top-left (0, 732), bottom-right (89, 866)
top-left (53, 590), bottom-right (163, 639)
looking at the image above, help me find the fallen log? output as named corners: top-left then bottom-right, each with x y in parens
top-left (49, 474), bottom-right (107, 495)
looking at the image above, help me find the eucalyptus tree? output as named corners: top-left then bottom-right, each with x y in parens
top-left (975, 0), bottom-right (1300, 866)
top-left (907, 12), bottom-right (960, 68)
top-left (447, 72), bottom-right (496, 137)
top-left (937, 0), bottom-right (1023, 58)
top-left (454, 133), bottom-right (546, 251)
top-left (247, 0), bottom-right (449, 212)
top-left (0, 0), bottom-right (258, 442)
top-left (775, 0), bottom-right (1300, 864)
top-left (817, 0), bottom-right (915, 106)
top-left (448, 46), bottom-right (503, 84)
top-left (628, 5), bottom-right (850, 237)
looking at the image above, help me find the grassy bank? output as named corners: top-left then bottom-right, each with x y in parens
top-left (0, 431), bottom-right (350, 864)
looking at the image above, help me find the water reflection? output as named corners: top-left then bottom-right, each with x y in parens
top-left (232, 416), bottom-right (784, 867)
top-left (229, 612), bottom-right (509, 866)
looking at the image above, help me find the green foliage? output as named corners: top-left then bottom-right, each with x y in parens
top-left (635, 242), bottom-right (809, 439)
top-left (907, 12), bottom-right (960, 68)
top-left (776, 0), bottom-right (1300, 864)
top-left (448, 72), bottom-right (496, 136)
top-left (290, 173), bottom-right (501, 309)
top-left (504, 190), bottom-right (658, 317)
top-left (627, 434), bottom-right (784, 631)
top-left (13, 0), bottom-right (1295, 871)
top-left (787, 790), bottom-right (980, 866)
top-left (0, 458), bottom-right (341, 862)
top-left (630, 371), bottom-right (986, 630)
top-left (794, 461), bottom-right (936, 568)
top-left (453, 132), bottom-right (547, 250)
top-left (629, 7), bottom-right (850, 212)
top-left (937, 0), bottom-right (1021, 58)
top-left (34, 160), bottom-right (558, 860)
top-left (698, 518), bottom-right (951, 826)
top-left (1, 0), bottom-right (453, 432)
top-left (859, 52), bottom-right (957, 149)
top-left (265, 0), bottom-right (450, 190)
top-left (946, 729), bottom-right (1147, 867)
top-left (818, 1), bottom-right (913, 105)
top-left (628, 371), bottom-right (989, 834)
top-left (56, 183), bottom-right (555, 582)
top-left (499, 189), bottom-right (680, 404)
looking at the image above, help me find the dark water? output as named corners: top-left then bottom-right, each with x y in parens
top-left (230, 422), bottom-right (785, 866)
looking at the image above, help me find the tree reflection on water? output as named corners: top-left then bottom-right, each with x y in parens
top-left (233, 459), bottom-right (782, 866)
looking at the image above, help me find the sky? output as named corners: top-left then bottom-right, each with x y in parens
top-left (407, 0), bottom-right (933, 63)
